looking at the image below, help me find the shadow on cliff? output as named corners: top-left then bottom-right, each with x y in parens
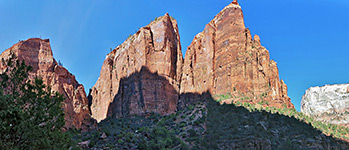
top-left (87, 66), bottom-right (212, 119)
top-left (105, 66), bottom-right (179, 118)
top-left (89, 66), bottom-right (348, 148)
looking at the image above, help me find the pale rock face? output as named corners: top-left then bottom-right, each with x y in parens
top-left (0, 38), bottom-right (95, 130)
top-left (301, 84), bottom-right (349, 125)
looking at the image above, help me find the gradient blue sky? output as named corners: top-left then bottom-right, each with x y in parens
top-left (0, 0), bottom-right (348, 111)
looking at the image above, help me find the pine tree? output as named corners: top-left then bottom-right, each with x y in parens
top-left (0, 52), bottom-right (73, 149)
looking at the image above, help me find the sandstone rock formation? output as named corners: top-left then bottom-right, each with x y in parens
top-left (301, 84), bottom-right (349, 126)
top-left (0, 38), bottom-right (94, 130)
top-left (90, 1), bottom-right (294, 121)
top-left (180, 1), bottom-right (294, 109)
top-left (89, 13), bottom-right (183, 122)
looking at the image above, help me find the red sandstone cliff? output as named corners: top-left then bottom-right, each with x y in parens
top-left (0, 38), bottom-right (94, 130)
top-left (180, 1), bottom-right (294, 109)
top-left (90, 1), bottom-right (294, 121)
top-left (89, 13), bottom-right (183, 122)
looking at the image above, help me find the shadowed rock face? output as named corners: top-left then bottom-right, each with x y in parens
top-left (0, 38), bottom-right (94, 130)
top-left (180, 1), bottom-right (294, 109)
top-left (301, 84), bottom-right (349, 126)
top-left (89, 13), bottom-right (183, 122)
top-left (106, 67), bottom-right (179, 118)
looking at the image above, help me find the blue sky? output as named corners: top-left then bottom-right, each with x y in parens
top-left (0, 0), bottom-right (348, 111)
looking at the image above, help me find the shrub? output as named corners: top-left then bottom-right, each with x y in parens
top-left (0, 53), bottom-right (72, 149)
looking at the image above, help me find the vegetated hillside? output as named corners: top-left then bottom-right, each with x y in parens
top-left (72, 94), bottom-right (348, 149)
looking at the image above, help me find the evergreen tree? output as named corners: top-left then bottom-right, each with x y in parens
top-left (0, 53), bottom-right (72, 149)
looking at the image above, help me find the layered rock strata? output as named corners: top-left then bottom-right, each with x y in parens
top-left (301, 84), bottom-right (349, 126)
top-left (90, 0), bottom-right (294, 121)
top-left (89, 14), bottom-right (183, 122)
top-left (0, 38), bottom-right (94, 130)
top-left (180, 0), bottom-right (294, 109)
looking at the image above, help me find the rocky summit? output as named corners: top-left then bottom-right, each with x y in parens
top-left (90, 1), bottom-right (294, 122)
top-left (180, 1), bottom-right (293, 109)
top-left (301, 84), bottom-right (349, 126)
top-left (0, 38), bottom-right (94, 130)
top-left (89, 13), bottom-right (183, 122)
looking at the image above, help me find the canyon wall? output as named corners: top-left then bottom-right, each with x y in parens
top-left (0, 38), bottom-right (94, 130)
top-left (90, 0), bottom-right (294, 122)
top-left (89, 14), bottom-right (183, 122)
top-left (180, 0), bottom-right (294, 109)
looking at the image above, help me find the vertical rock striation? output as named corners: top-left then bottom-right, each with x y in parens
top-left (0, 38), bottom-right (94, 130)
top-left (180, 1), bottom-right (294, 109)
top-left (90, 0), bottom-right (294, 121)
top-left (89, 14), bottom-right (183, 122)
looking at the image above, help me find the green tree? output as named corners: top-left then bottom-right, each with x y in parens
top-left (0, 53), bottom-right (72, 149)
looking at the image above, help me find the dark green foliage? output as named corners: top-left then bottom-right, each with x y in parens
top-left (139, 126), bottom-right (181, 149)
top-left (73, 101), bottom-right (207, 149)
top-left (0, 53), bottom-right (72, 149)
top-left (74, 93), bottom-right (348, 149)
top-left (203, 94), bottom-right (348, 149)
top-left (276, 139), bottom-right (298, 150)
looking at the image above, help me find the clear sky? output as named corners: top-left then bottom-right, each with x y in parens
top-left (0, 0), bottom-right (348, 111)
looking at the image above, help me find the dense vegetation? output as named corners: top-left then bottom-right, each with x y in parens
top-left (72, 101), bottom-right (206, 149)
top-left (0, 54), bottom-right (73, 149)
top-left (73, 94), bottom-right (348, 149)
top-left (214, 94), bottom-right (349, 141)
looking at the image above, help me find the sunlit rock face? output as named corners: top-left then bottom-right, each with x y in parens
top-left (90, 1), bottom-right (295, 122)
top-left (0, 38), bottom-right (95, 130)
top-left (179, 1), bottom-right (294, 109)
top-left (89, 13), bottom-right (183, 122)
top-left (301, 84), bottom-right (349, 126)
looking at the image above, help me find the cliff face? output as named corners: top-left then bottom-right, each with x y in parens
top-left (0, 38), bottom-right (94, 130)
top-left (301, 84), bottom-right (349, 126)
top-left (180, 1), bottom-right (294, 109)
top-left (90, 1), bottom-right (294, 121)
top-left (90, 13), bottom-right (183, 122)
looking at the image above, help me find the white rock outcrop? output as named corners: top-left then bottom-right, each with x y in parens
top-left (301, 84), bottom-right (349, 125)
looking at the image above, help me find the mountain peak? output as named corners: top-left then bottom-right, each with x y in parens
top-left (90, 11), bottom-right (182, 122)
top-left (0, 38), bottom-right (94, 130)
top-left (232, 0), bottom-right (239, 5)
top-left (180, 1), bottom-right (294, 109)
